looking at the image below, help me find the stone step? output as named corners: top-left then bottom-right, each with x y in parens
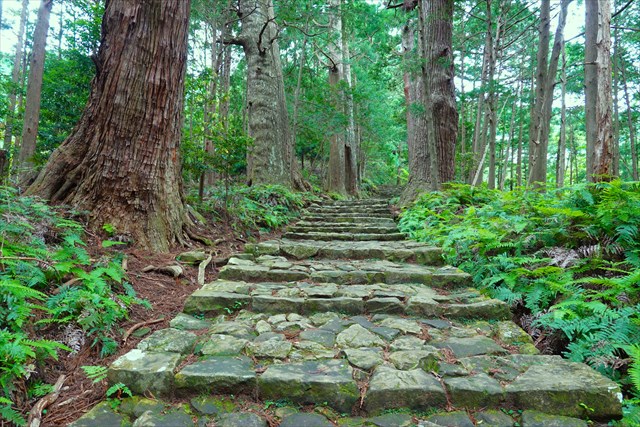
top-left (287, 224), bottom-right (399, 234)
top-left (71, 403), bottom-right (598, 427)
top-left (218, 256), bottom-right (471, 287)
top-left (300, 216), bottom-right (396, 225)
top-left (303, 211), bottom-right (392, 218)
top-left (283, 231), bottom-right (405, 241)
top-left (306, 206), bottom-right (391, 214)
top-left (246, 239), bottom-right (444, 265)
top-left (322, 199), bottom-right (388, 206)
top-left (107, 312), bottom-right (622, 421)
top-left (183, 280), bottom-right (510, 319)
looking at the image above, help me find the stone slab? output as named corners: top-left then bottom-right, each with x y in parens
top-left (174, 356), bottom-right (256, 392)
top-left (365, 366), bottom-right (446, 413)
top-left (258, 360), bottom-right (358, 412)
top-left (108, 350), bottom-right (181, 395)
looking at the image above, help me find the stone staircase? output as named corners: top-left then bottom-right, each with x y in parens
top-left (73, 199), bottom-right (623, 426)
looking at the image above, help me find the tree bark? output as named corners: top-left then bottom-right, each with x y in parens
top-left (26, 0), bottom-right (191, 252)
top-left (326, 0), bottom-right (347, 195)
top-left (527, 0), bottom-right (550, 186)
top-left (401, 0), bottom-right (456, 203)
top-left (17, 0), bottom-right (52, 172)
top-left (620, 57), bottom-right (638, 180)
top-left (3, 0), bottom-right (29, 151)
top-left (585, 0), bottom-right (614, 181)
top-left (341, 8), bottom-right (358, 196)
top-left (400, 18), bottom-right (428, 204)
top-left (486, 3), bottom-right (502, 189)
top-left (467, 5), bottom-right (492, 184)
top-left (611, 25), bottom-right (620, 178)
top-left (556, 42), bottom-right (567, 187)
top-left (237, 0), bottom-right (306, 190)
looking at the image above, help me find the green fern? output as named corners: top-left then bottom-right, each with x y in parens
top-left (81, 365), bottom-right (108, 383)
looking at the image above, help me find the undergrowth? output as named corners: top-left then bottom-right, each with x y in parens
top-left (191, 183), bottom-right (321, 235)
top-left (0, 187), bottom-right (148, 425)
top-left (399, 181), bottom-right (640, 420)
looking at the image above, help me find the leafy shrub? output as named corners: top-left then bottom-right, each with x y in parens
top-left (0, 187), bottom-right (147, 424)
top-left (193, 183), bottom-right (320, 234)
top-left (399, 181), bottom-right (640, 408)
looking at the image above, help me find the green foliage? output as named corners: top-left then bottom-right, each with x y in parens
top-left (81, 365), bottom-right (108, 383)
top-left (0, 187), bottom-right (147, 424)
top-left (193, 184), bottom-right (320, 234)
top-left (106, 383), bottom-right (132, 399)
top-left (400, 182), bottom-right (640, 401)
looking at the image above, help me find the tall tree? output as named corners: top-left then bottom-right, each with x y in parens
top-left (400, 0), bottom-right (457, 203)
top-left (27, 0), bottom-right (192, 252)
top-left (17, 0), bottom-right (52, 173)
top-left (326, 0), bottom-right (347, 195)
top-left (527, 0), bottom-right (571, 186)
top-left (234, 0), bottom-right (306, 190)
top-left (2, 0), bottom-right (28, 152)
top-left (585, 0), bottom-right (614, 181)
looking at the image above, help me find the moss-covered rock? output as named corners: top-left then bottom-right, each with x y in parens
top-left (520, 410), bottom-right (588, 427)
top-left (68, 402), bottom-right (131, 427)
top-left (505, 361), bottom-right (623, 420)
top-left (444, 373), bottom-right (504, 408)
top-left (258, 360), bottom-right (358, 413)
top-left (108, 350), bottom-right (181, 395)
top-left (364, 366), bottom-right (446, 413)
top-left (137, 328), bottom-right (196, 354)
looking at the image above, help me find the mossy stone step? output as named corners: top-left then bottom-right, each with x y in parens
top-left (106, 311), bottom-right (622, 420)
top-left (322, 199), bottom-right (388, 206)
top-left (287, 224), bottom-right (399, 234)
top-left (306, 206), bottom-right (391, 214)
top-left (283, 231), bottom-right (405, 241)
top-left (299, 216), bottom-right (397, 225)
top-left (183, 280), bottom-right (510, 320)
top-left (247, 239), bottom-right (443, 265)
top-left (303, 211), bottom-right (392, 218)
top-left (218, 256), bottom-right (470, 287)
top-left (69, 399), bottom-right (594, 427)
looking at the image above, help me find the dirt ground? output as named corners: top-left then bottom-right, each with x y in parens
top-left (33, 222), bottom-right (281, 426)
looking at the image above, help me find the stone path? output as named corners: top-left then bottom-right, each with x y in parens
top-left (72, 199), bottom-right (623, 426)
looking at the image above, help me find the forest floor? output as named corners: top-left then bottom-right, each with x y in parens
top-left (39, 223), bottom-right (281, 426)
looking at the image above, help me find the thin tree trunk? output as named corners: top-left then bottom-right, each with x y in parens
top-left (487, 5), bottom-right (502, 189)
top-left (3, 0), bottom-right (29, 151)
top-left (501, 92), bottom-right (517, 190)
top-left (27, 0), bottom-right (192, 252)
top-left (585, 0), bottom-right (613, 181)
top-left (529, 0), bottom-right (571, 186)
top-left (468, 3), bottom-right (492, 184)
top-left (556, 42), bottom-right (567, 187)
top-left (18, 0), bottom-right (53, 174)
top-left (611, 25), bottom-right (620, 177)
top-left (292, 34), bottom-right (308, 161)
top-left (620, 58), bottom-right (638, 180)
top-left (342, 6), bottom-right (358, 195)
top-left (458, 40), bottom-right (467, 181)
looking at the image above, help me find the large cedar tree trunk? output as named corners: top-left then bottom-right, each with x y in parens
top-left (237, 0), bottom-right (306, 190)
top-left (27, 0), bottom-right (191, 252)
top-left (585, 0), bottom-right (613, 181)
top-left (401, 0), bottom-right (457, 204)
